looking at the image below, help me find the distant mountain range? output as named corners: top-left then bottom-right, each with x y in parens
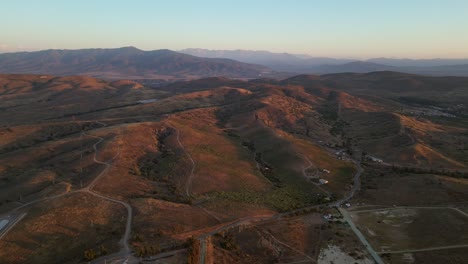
top-left (180, 48), bottom-right (353, 72)
top-left (0, 47), bottom-right (272, 79)
top-left (180, 48), bottom-right (468, 76)
top-left (0, 47), bottom-right (467, 79)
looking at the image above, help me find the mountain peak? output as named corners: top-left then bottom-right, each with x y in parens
top-left (118, 46), bottom-right (141, 51)
top-left (0, 48), bottom-right (271, 79)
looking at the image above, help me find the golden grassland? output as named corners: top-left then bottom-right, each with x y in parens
top-left (0, 192), bottom-right (126, 264)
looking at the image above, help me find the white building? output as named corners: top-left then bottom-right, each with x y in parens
top-left (319, 179), bottom-right (329, 185)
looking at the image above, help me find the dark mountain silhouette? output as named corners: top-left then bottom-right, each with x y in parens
top-left (0, 47), bottom-right (272, 79)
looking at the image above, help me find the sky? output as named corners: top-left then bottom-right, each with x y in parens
top-left (1, 0), bottom-right (468, 59)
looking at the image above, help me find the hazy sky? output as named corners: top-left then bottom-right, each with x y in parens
top-left (1, 0), bottom-right (468, 59)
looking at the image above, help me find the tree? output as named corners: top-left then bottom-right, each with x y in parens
top-left (99, 245), bottom-right (108, 255)
top-left (84, 249), bottom-right (97, 261)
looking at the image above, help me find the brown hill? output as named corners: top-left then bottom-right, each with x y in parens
top-left (1, 73), bottom-right (468, 264)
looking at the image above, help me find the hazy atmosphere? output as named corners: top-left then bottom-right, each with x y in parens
top-left (2, 0), bottom-right (468, 58)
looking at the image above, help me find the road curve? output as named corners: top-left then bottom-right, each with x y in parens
top-left (81, 123), bottom-right (135, 261)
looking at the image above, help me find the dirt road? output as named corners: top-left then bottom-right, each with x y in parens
top-left (173, 126), bottom-right (195, 197)
top-left (81, 124), bottom-right (136, 263)
top-left (376, 244), bottom-right (468, 254)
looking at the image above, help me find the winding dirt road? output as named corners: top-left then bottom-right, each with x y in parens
top-left (173, 126), bottom-right (196, 198)
top-left (0, 121), bottom-right (135, 264)
top-left (81, 124), bottom-right (136, 263)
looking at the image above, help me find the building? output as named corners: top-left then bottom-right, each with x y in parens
top-left (319, 179), bottom-right (329, 185)
top-left (367, 155), bottom-right (383, 163)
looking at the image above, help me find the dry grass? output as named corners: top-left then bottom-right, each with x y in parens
top-left (200, 199), bottom-right (275, 223)
top-left (131, 198), bottom-right (218, 244)
top-left (0, 192), bottom-right (126, 264)
top-left (0, 127), bottom-right (103, 211)
top-left (168, 108), bottom-right (269, 195)
top-left (385, 248), bottom-right (468, 264)
top-left (357, 166), bottom-right (468, 206)
top-left (211, 211), bottom-right (370, 263)
top-left (286, 133), bottom-right (356, 197)
top-left (351, 208), bottom-right (468, 252)
top-left (92, 122), bottom-right (169, 200)
top-left (0, 125), bottom-right (42, 147)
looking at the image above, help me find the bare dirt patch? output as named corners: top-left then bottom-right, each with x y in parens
top-left (351, 208), bottom-right (468, 252)
top-left (385, 248), bottom-right (468, 264)
top-left (318, 244), bottom-right (373, 264)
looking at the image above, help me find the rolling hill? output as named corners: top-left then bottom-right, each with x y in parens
top-left (1, 72), bottom-right (468, 263)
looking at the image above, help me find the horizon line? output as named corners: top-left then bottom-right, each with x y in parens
top-left (1, 46), bottom-right (468, 61)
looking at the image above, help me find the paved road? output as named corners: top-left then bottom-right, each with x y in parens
top-left (200, 236), bottom-right (208, 264)
top-left (339, 208), bottom-right (384, 264)
top-left (0, 219), bottom-right (8, 230)
top-left (0, 213), bottom-right (27, 241)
